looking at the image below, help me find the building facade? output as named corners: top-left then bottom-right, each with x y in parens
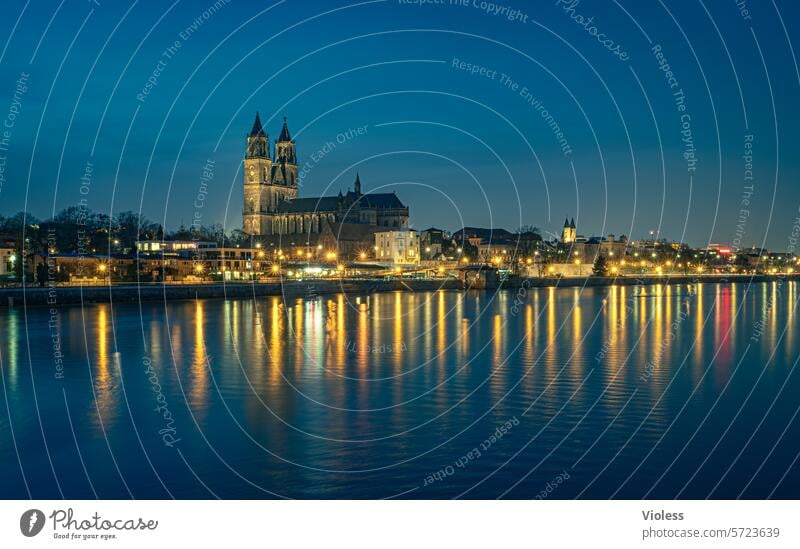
top-left (375, 230), bottom-right (420, 265)
top-left (0, 247), bottom-right (15, 276)
top-left (243, 113), bottom-right (409, 238)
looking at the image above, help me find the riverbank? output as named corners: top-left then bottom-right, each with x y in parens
top-left (0, 273), bottom-right (794, 308)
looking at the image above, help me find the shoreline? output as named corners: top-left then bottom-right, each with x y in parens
top-left (0, 273), bottom-right (795, 309)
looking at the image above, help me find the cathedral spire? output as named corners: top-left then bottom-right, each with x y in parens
top-left (354, 172), bottom-right (361, 195)
top-left (249, 112), bottom-right (266, 137)
top-left (278, 116), bottom-right (292, 141)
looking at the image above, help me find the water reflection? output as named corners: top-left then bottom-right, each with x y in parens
top-left (1, 281), bottom-right (798, 498)
top-left (92, 305), bottom-right (118, 430)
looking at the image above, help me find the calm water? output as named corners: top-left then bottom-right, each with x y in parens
top-left (1, 281), bottom-right (799, 499)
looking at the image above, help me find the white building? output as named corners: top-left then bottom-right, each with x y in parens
top-left (375, 230), bottom-right (419, 265)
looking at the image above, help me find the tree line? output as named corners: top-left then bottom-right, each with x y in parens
top-left (0, 208), bottom-right (248, 257)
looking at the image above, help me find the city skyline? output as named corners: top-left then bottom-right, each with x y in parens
top-left (4, 0), bottom-right (800, 530)
top-left (0, 1), bottom-right (799, 251)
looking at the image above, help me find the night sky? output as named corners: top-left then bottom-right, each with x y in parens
top-left (0, 0), bottom-right (798, 249)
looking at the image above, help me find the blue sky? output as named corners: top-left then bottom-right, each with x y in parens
top-left (1, 0), bottom-right (799, 249)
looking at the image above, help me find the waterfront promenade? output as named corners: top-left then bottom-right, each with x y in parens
top-left (1, 273), bottom-right (793, 308)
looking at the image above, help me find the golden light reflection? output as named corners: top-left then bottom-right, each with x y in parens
top-left (424, 292), bottom-right (433, 362)
top-left (693, 283), bottom-right (704, 377)
top-left (336, 294), bottom-right (346, 369)
top-left (437, 290), bottom-right (446, 373)
top-left (547, 287), bottom-right (557, 370)
top-left (654, 284), bottom-right (664, 370)
top-left (395, 292), bottom-right (403, 369)
top-left (491, 313), bottom-right (506, 396)
top-left (572, 289), bottom-right (582, 349)
top-left (524, 303), bottom-right (533, 366)
top-left (190, 300), bottom-right (209, 412)
top-left (357, 296), bottom-right (368, 371)
top-left (269, 298), bottom-right (284, 380)
top-left (92, 305), bottom-right (116, 430)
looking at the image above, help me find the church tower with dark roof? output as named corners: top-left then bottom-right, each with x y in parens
top-left (244, 113), bottom-right (272, 235)
top-left (561, 216), bottom-right (577, 243)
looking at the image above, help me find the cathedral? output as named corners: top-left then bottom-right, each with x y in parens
top-left (243, 113), bottom-right (409, 240)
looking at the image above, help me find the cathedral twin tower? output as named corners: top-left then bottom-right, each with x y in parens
top-left (242, 112), bottom-right (299, 235)
top-left (242, 112), bottom-right (410, 240)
